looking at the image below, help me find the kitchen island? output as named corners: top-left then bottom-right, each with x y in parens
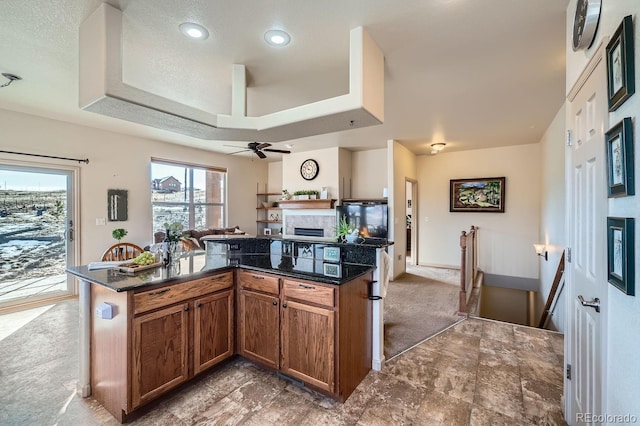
top-left (67, 240), bottom-right (378, 423)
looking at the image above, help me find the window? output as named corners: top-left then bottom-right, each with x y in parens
top-left (151, 159), bottom-right (226, 233)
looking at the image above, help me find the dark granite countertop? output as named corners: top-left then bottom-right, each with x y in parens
top-left (66, 251), bottom-right (374, 292)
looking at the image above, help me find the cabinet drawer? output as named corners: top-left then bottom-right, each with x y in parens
top-left (283, 280), bottom-right (335, 308)
top-left (134, 271), bottom-right (233, 315)
top-left (238, 270), bottom-right (279, 295)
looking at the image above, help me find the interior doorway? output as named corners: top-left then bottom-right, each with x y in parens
top-left (0, 162), bottom-right (78, 313)
top-left (405, 179), bottom-right (417, 266)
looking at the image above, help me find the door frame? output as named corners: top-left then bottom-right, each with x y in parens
top-left (405, 178), bottom-right (418, 266)
top-left (564, 38), bottom-right (609, 421)
top-left (0, 158), bottom-right (80, 313)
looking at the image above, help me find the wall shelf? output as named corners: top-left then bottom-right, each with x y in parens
top-left (278, 199), bottom-right (337, 209)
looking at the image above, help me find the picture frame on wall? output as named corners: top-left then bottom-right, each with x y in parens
top-left (607, 217), bottom-right (635, 296)
top-left (606, 15), bottom-right (635, 111)
top-left (107, 189), bottom-right (128, 221)
top-left (605, 117), bottom-right (635, 197)
top-left (263, 228), bottom-right (272, 235)
top-left (450, 177), bottom-right (505, 213)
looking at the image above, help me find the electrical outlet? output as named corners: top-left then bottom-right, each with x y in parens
top-left (96, 218), bottom-right (106, 226)
top-left (397, 254), bottom-right (402, 261)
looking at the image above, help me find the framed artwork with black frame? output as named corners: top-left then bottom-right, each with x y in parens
top-left (605, 117), bottom-right (635, 197)
top-left (450, 177), bottom-right (505, 213)
top-left (607, 217), bottom-right (635, 296)
top-left (606, 15), bottom-right (635, 111)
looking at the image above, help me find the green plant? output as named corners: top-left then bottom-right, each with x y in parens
top-left (334, 217), bottom-right (356, 243)
top-left (163, 221), bottom-right (185, 242)
top-left (293, 190), bottom-right (319, 196)
top-left (111, 228), bottom-right (128, 242)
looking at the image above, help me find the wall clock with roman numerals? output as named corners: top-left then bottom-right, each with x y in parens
top-left (572, 0), bottom-right (601, 51)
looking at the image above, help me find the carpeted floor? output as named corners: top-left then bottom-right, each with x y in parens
top-left (384, 265), bottom-right (463, 359)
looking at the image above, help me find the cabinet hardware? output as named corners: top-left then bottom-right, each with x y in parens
top-left (210, 276), bottom-right (224, 281)
top-left (148, 288), bottom-right (171, 296)
top-left (251, 275), bottom-right (265, 280)
top-left (196, 302), bottom-right (202, 308)
top-left (184, 306), bottom-right (189, 312)
top-left (282, 303), bottom-right (287, 308)
top-left (272, 300), bottom-right (278, 306)
top-left (299, 284), bottom-right (315, 289)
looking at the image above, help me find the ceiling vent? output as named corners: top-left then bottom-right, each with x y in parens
top-left (79, 4), bottom-right (384, 142)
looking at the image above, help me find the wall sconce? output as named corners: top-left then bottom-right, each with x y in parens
top-left (533, 244), bottom-right (548, 261)
top-left (430, 143), bottom-right (446, 155)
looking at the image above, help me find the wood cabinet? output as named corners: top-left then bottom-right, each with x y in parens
top-left (238, 270), bottom-right (280, 368)
top-left (132, 302), bottom-right (189, 408)
top-left (90, 270), bottom-right (234, 422)
top-left (237, 270), bottom-right (372, 401)
top-left (281, 279), bottom-right (335, 391)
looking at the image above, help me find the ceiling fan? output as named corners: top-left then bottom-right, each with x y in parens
top-left (226, 142), bottom-right (291, 159)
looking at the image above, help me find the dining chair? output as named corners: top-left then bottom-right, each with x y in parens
top-left (101, 242), bottom-right (144, 261)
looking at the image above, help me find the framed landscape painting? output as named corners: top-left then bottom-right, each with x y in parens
top-left (450, 177), bottom-right (505, 213)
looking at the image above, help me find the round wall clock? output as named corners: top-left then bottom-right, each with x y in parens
top-left (300, 159), bottom-right (319, 180)
top-left (572, 0), bottom-right (601, 51)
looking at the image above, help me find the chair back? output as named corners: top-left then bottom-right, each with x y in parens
top-left (102, 243), bottom-right (144, 261)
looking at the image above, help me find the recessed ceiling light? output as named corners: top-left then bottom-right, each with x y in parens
top-left (264, 30), bottom-right (291, 46)
top-left (179, 22), bottom-right (209, 40)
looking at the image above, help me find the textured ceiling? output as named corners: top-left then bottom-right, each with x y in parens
top-left (0, 0), bottom-right (569, 159)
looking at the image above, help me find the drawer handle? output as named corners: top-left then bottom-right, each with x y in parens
top-left (299, 284), bottom-right (315, 289)
top-left (210, 276), bottom-right (225, 281)
top-left (251, 275), bottom-right (265, 280)
top-left (148, 288), bottom-right (171, 296)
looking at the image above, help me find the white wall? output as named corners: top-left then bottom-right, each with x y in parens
top-left (281, 147), bottom-right (341, 199)
top-left (537, 103), bottom-right (567, 332)
top-left (351, 148), bottom-right (388, 198)
top-left (267, 161), bottom-right (282, 193)
top-left (0, 108), bottom-right (268, 264)
top-left (390, 141), bottom-right (417, 278)
top-left (566, 0), bottom-right (640, 417)
top-left (418, 144), bottom-right (541, 278)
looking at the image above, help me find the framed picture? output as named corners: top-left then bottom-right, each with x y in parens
top-left (607, 217), bottom-right (635, 296)
top-left (107, 189), bottom-right (128, 221)
top-left (263, 228), bottom-right (271, 235)
top-left (450, 177), bottom-right (505, 213)
top-left (606, 15), bottom-right (635, 111)
top-left (605, 117), bottom-right (635, 197)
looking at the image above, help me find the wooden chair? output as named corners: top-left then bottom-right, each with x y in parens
top-left (101, 242), bottom-right (144, 261)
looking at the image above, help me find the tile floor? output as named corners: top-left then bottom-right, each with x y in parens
top-left (0, 301), bottom-right (566, 425)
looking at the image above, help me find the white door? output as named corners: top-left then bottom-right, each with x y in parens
top-left (566, 48), bottom-right (608, 423)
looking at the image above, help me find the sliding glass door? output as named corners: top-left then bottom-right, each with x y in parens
top-left (0, 163), bottom-right (77, 311)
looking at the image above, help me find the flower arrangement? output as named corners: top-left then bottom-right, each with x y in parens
top-left (163, 222), bottom-right (185, 242)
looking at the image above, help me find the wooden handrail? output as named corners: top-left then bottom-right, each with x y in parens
top-left (538, 250), bottom-right (565, 328)
top-left (459, 226), bottom-right (478, 314)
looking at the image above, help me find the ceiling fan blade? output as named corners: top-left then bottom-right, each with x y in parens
top-left (256, 143), bottom-right (271, 150)
top-left (263, 149), bottom-right (291, 154)
top-left (227, 149), bottom-right (250, 155)
top-left (256, 150), bottom-right (267, 159)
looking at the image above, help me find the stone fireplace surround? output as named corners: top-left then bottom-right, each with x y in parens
top-left (282, 209), bottom-right (336, 240)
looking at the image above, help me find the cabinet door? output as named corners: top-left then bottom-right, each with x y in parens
top-left (281, 300), bottom-right (335, 392)
top-left (194, 289), bottom-right (234, 374)
top-left (238, 289), bottom-right (280, 369)
top-left (132, 303), bottom-right (189, 408)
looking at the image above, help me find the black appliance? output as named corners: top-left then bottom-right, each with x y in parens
top-left (336, 202), bottom-right (388, 242)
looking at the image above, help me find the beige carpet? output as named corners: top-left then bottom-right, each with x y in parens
top-left (384, 265), bottom-right (463, 359)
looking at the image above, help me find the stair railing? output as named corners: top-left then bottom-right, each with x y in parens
top-left (459, 225), bottom-right (478, 314)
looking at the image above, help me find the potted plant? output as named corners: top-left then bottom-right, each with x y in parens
top-left (335, 217), bottom-right (360, 243)
top-left (112, 228), bottom-right (128, 242)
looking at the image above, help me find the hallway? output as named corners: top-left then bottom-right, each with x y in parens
top-left (0, 300), bottom-right (566, 425)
